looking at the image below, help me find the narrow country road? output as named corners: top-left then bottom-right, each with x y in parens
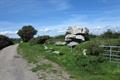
top-left (0, 44), bottom-right (38, 80)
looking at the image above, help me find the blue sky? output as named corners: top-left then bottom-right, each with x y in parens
top-left (0, 0), bottom-right (120, 38)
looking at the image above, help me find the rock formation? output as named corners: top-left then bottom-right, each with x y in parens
top-left (65, 26), bottom-right (89, 46)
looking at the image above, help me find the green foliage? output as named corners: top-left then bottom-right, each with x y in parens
top-left (88, 34), bottom-right (97, 40)
top-left (17, 25), bottom-right (37, 42)
top-left (84, 33), bottom-right (90, 41)
top-left (11, 38), bottom-right (21, 43)
top-left (54, 35), bottom-right (65, 40)
top-left (47, 35), bottom-right (65, 44)
top-left (101, 29), bottom-right (120, 39)
top-left (18, 38), bottom-right (120, 80)
top-left (75, 39), bottom-right (103, 56)
top-left (29, 35), bottom-right (50, 45)
top-left (74, 38), bottom-right (120, 77)
top-left (0, 35), bottom-right (13, 49)
top-left (75, 38), bottom-right (120, 56)
top-left (76, 55), bottom-right (106, 74)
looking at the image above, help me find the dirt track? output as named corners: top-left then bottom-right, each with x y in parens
top-left (0, 44), bottom-right (38, 80)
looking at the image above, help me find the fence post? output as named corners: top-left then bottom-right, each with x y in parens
top-left (110, 47), bottom-right (112, 62)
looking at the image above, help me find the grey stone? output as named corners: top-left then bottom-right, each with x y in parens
top-left (52, 51), bottom-right (60, 54)
top-left (67, 41), bottom-right (79, 47)
top-left (65, 26), bottom-right (89, 46)
top-left (44, 45), bottom-right (48, 50)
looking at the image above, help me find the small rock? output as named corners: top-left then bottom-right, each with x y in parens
top-left (52, 51), bottom-right (60, 54)
top-left (67, 41), bottom-right (79, 47)
top-left (44, 45), bottom-right (48, 50)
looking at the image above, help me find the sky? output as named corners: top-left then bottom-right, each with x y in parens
top-left (0, 0), bottom-right (120, 38)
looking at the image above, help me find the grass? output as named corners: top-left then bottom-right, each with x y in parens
top-left (18, 42), bottom-right (120, 80)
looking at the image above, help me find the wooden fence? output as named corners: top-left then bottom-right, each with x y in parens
top-left (100, 45), bottom-right (120, 63)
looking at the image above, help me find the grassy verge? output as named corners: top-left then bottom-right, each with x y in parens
top-left (18, 42), bottom-right (120, 80)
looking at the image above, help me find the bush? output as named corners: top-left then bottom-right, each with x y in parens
top-left (0, 35), bottom-right (13, 49)
top-left (47, 35), bottom-right (65, 44)
top-left (101, 29), bottom-right (120, 39)
top-left (75, 39), bottom-right (103, 56)
top-left (29, 35), bottom-right (50, 44)
top-left (101, 39), bottom-right (120, 46)
top-left (75, 38), bottom-right (120, 73)
top-left (54, 35), bottom-right (65, 40)
top-left (11, 38), bottom-right (21, 43)
top-left (88, 34), bottom-right (97, 40)
top-left (76, 55), bottom-right (105, 73)
top-left (75, 38), bottom-right (120, 56)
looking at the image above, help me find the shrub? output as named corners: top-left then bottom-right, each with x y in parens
top-left (75, 39), bottom-right (103, 56)
top-left (11, 38), bottom-right (21, 43)
top-left (76, 55), bottom-right (105, 73)
top-left (48, 35), bottom-right (65, 44)
top-left (101, 39), bottom-right (120, 46)
top-left (101, 29), bottom-right (120, 39)
top-left (75, 38), bottom-right (120, 73)
top-left (29, 35), bottom-right (50, 44)
top-left (88, 34), bottom-right (97, 40)
top-left (0, 35), bottom-right (13, 49)
top-left (75, 38), bottom-right (120, 56)
top-left (54, 35), bottom-right (65, 40)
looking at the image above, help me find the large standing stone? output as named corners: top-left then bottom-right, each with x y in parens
top-left (66, 26), bottom-right (89, 35)
top-left (65, 26), bottom-right (89, 46)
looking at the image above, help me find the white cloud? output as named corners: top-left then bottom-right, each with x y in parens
top-left (37, 26), bottom-right (67, 35)
top-left (57, 28), bottom-right (66, 33)
top-left (0, 31), bottom-right (17, 34)
top-left (38, 28), bottom-right (52, 32)
top-left (0, 31), bottom-right (19, 38)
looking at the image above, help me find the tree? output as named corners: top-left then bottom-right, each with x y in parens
top-left (101, 29), bottom-right (120, 39)
top-left (101, 29), bottom-right (113, 38)
top-left (17, 25), bottom-right (37, 42)
top-left (0, 35), bottom-right (13, 49)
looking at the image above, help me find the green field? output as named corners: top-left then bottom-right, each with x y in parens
top-left (18, 39), bottom-right (120, 80)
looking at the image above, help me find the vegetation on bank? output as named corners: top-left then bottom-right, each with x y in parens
top-left (18, 38), bottom-right (120, 80)
top-left (0, 35), bottom-right (13, 50)
top-left (17, 27), bottom-right (120, 80)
